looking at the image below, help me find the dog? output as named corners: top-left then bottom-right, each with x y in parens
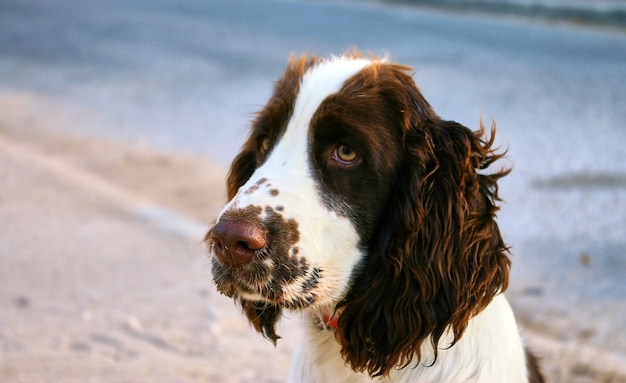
top-left (206, 51), bottom-right (544, 382)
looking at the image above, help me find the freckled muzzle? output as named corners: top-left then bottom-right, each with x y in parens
top-left (208, 202), bottom-right (321, 309)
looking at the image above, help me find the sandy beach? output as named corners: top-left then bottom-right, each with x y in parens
top-left (0, 98), bottom-right (294, 383)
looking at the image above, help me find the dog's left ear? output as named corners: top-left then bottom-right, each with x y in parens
top-left (336, 65), bottom-right (511, 377)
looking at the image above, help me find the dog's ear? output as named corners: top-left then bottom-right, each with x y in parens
top-left (336, 66), bottom-right (511, 377)
top-left (241, 300), bottom-right (282, 344)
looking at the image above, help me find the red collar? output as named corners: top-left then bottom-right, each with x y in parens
top-left (322, 313), bottom-right (338, 329)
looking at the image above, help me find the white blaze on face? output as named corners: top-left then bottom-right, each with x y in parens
top-left (220, 57), bottom-right (373, 307)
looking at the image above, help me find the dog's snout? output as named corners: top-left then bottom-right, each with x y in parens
top-left (211, 218), bottom-right (266, 266)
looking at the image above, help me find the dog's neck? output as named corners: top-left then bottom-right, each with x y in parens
top-left (313, 308), bottom-right (340, 331)
top-left (296, 295), bottom-right (529, 383)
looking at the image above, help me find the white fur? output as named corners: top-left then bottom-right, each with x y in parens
top-left (288, 295), bottom-right (529, 383)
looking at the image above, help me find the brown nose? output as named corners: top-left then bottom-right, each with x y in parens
top-left (211, 218), bottom-right (266, 266)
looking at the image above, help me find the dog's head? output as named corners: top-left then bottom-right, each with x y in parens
top-left (207, 52), bottom-right (511, 376)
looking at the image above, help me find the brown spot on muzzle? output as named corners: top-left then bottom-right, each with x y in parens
top-left (243, 178), bottom-right (269, 195)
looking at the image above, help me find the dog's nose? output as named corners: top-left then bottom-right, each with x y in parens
top-left (211, 218), bottom-right (266, 266)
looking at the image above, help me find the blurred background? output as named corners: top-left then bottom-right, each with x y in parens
top-left (1, 0), bottom-right (625, 382)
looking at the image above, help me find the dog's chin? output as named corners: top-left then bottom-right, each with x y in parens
top-left (213, 274), bottom-right (321, 310)
top-left (238, 290), bottom-right (318, 310)
top-left (211, 253), bottom-right (325, 310)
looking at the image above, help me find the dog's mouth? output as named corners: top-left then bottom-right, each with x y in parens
top-left (209, 244), bottom-right (322, 309)
top-left (207, 203), bottom-right (324, 309)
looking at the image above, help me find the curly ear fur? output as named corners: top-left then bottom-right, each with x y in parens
top-left (335, 69), bottom-right (511, 377)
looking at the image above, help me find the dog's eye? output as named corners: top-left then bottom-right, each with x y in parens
top-left (333, 144), bottom-right (358, 165)
top-left (259, 136), bottom-right (271, 153)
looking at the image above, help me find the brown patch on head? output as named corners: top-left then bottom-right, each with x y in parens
top-left (308, 62), bottom-right (431, 240)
